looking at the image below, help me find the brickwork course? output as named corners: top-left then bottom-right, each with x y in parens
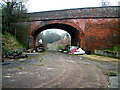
top-left (23, 6), bottom-right (120, 53)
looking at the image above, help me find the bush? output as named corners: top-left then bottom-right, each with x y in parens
top-left (2, 32), bottom-right (24, 56)
top-left (56, 46), bottom-right (65, 51)
top-left (104, 45), bottom-right (120, 52)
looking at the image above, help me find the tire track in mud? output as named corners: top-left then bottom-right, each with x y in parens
top-left (47, 56), bottom-right (84, 88)
top-left (2, 51), bottom-right (108, 88)
top-left (46, 53), bottom-right (108, 88)
top-left (33, 54), bottom-right (67, 88)
top-left (37, 52), bottom-right (108, 88)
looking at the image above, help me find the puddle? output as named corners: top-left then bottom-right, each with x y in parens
top-left (2, 62), bottom-right (11, 65)
top-left (20, 61), bottom-right (26, 63)
top-left (10, 59), bottom-right (14, 61)
top-left (6, 73), bottom-right (10, 75)
top-left (23, 53), bottom-right (40, 55)
top-left (4, 76), bottom-right (11, 78)
top-left (19, 58), bottom-right (26, 60)
top-left (16, 71), bottom-right (28, 74)
top-left (47, 67), bottom-right (53, 70)
top-left (80, 62), bottom-right (91, 65)
top-left (65, 60), bottom-right (75, 63)
top-left (38, 75), bottom-right (40, 77)
top-left (35, 71), bottom-right (38, 73)
top-left (30, 73), bottom-right (34, 75)
top-left (8, 69), bottom-right (12, 71)
top-left (10, 80), bottom-right (15, 82)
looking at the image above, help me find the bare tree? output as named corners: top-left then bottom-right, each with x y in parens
top-left (38, 31), bottom-right (62, 43)
top-left (1, 0), bottom-right (28, 34)
top-left (99, 0), bottom-right (111, 7)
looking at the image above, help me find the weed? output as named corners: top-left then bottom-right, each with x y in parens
top-left (56, 46), bottom-right (65, 51)
top-left (109, 72), bottom-right (117, 76)
top-left (13, 61), bottom-right (20, 63)
top-left (42, 52), bottom-right (46, 55)
top-left (96, 65), bottom-right (104, 69)
top-left (72, 53), bottom-right (75, 55)
top-left (86, 58), bottom-right (102, 62)
top-left (29, 56), bottom-right (36, 59)
top-left (17, 67), bottom-right (24, 69)
top-left (108, 68), bottom-right (118, 71)
top-left (29, 64), bottom-right (35, 65)
top-left (104, 45), bottom-right (120, 52)
top-left (105, 72), bottom-right (117, 76)
top-left (36, 64), bottom-right (44, 66)
top-left (84, 63), bottom-right (90, 65)
top-left (95, 54), bottom-right (117, 59)
top-left (2, 32), bottom-right (24, 56)
top-left (22, 62), bottom-right (29, 64)
top-left (13, 61), bottom-right (28, 64)
top-left (40, 58), bottom-right (43, 62)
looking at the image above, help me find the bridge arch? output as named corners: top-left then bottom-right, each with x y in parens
top-left (30, 23), bottom-right (84, 51)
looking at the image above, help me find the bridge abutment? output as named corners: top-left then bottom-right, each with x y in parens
top-left (26, 7), bottom-right (120, 53)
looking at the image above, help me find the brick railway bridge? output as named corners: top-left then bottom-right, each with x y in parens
top-left (25, 6), bottom-right (120, 53)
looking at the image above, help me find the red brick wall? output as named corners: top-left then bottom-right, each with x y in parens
top-left (29, 18), bottom-right (120, 53)
top-left (84, 18), bottom-right (120, 52)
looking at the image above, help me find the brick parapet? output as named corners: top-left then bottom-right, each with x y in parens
top-left (25, 6), bottom-right (120, 21)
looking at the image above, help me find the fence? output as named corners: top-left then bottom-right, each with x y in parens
top-left (94, 50), bottom-right (120, 59)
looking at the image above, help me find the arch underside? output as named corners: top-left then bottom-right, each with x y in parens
top-left (31, 23), bottom-right (84, 50)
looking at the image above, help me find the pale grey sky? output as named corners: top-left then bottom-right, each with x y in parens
top-left (27, 0), bottom-right (119, 13)
top-left (42, 29), bottom-right (68, 35)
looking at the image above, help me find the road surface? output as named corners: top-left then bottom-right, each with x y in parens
top-left (2, 51), bottom-right (115, 88)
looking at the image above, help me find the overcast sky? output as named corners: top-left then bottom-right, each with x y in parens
top-left (27, 0), bottom-right (119, 13)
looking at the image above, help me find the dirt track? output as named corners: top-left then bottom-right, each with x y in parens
top-left (2, 51), bottom-right (112, 88)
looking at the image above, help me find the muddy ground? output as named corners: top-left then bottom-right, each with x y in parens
top-left (2, 51), bottom-right (119, 88)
